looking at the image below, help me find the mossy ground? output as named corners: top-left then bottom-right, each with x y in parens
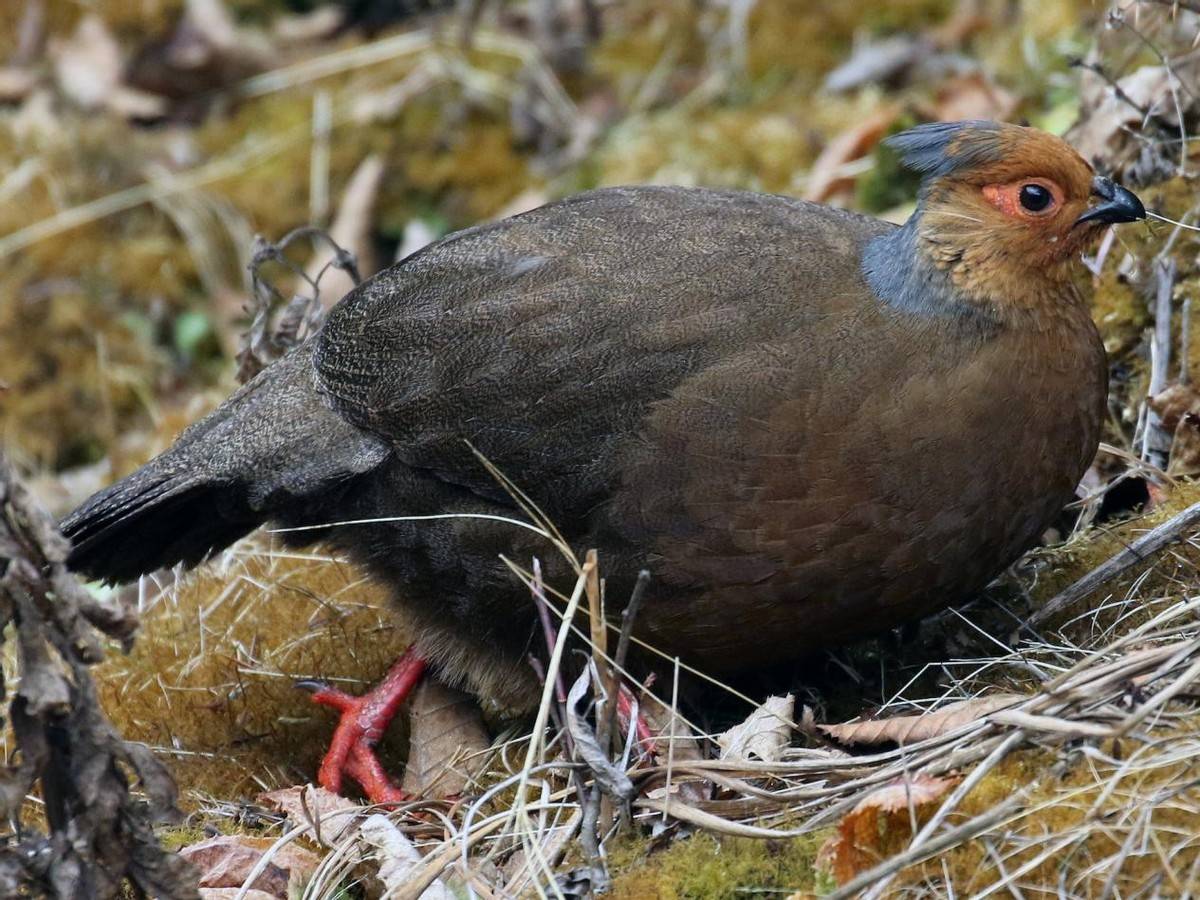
top-left (92, 542), bottom-right (407, 804)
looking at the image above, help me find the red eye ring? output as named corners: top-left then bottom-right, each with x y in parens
top-left (982, 179), bottom-right (1064, 220)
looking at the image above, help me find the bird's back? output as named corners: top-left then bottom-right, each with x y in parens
top-left (315, 186), bottom-right (893, 514)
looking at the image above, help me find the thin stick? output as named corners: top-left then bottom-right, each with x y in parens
top-left (1030, 498), bottom-right (1200, 626)
top-left (309, 90), bottom-right (332, 223)
top-left (1142, 257), bottom-right (1176, 467)
top-left (1181, 293), bottom-right (1192, 386)
top-left (585, 550), bottom-right (608, 747)
top-left (582, 549), bottom-right (615, 849)
top-left (661, 656), bottom-right (682, 824)
top-left (604, 570), bottom-right (650, 758)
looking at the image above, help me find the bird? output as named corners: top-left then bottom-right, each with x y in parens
top-left (62, 120), bottom-right (1145, 804)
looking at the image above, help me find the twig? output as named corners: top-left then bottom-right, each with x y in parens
top-left (1181, 292), bottom-right (1192, 386)
top-left (0, 454), bottom-right (193, 897)
top-left (603, 570), bottom-right (650, 759)
top-left (1069, 58), bottom-right (1151, 117)
top-left (1142, 257), bottom-right (1177, 467)
top-left (1030, 498), bottom-right (1200, 626)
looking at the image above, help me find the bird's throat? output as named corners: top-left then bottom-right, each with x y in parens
top-left (863, 217), bottom-right (1086, 331)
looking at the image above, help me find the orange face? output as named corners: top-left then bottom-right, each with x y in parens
top-left (918, 127), bottom-right (1139, 273)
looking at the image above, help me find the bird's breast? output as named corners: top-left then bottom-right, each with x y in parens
top-left (627, 304), bottom-right (1106, 671)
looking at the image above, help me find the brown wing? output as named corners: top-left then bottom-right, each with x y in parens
top-left (314, 185), bottom-right (890, 532)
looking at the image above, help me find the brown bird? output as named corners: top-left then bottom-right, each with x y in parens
top-left (63, 120), bottom-right (1144, 803)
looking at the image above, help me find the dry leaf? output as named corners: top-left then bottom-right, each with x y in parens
top-left (1149, 382), bottom-right (1200, 431)
top-left (494, 188), bottom-right (551, 220)
top-left (1068, 64), bottom-right (1186, 176)
top-left (180, 835), bottom-right (321, 898)
top-left (400, 676), bottom-right (491, 798)
top-left (1149, 383), bottom-right (1200, 477)
top-left (640, 694), bottom-right (712, 805)
top-left (307, 155), bottom-right (385, 309)
top-left (51, 14), bottom-right (121, 110)
top-left (0, 67), bottom-right (38, 103)
top-left (258, 783), bottom-right (363, 847)
top-left (930, 71), bottom-right (1017, 123)
top-left (816, 774), bottom-right (959, 885)
top-left (274, 6), bottom-right (347, 43)
top-left (199, 890), bottom-right (277, 900)
top-left (717, 694), bottom-right (794, 763)
top-left (397, 219), bottom-right (439, 262)
top-left (360, 814), bottom-right (454, 900)
top-left (565, 667), bottom-right (635, 802)
top-left (803, 107), bottom-right (898, 204)
top-left (818, 694), bottom-right (1022, 746)
top-left (105, 84), bottom-right (168, 120)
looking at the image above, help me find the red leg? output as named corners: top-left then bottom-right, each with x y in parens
top-left (617, 683), bottom-right (659, 759)
top-left (299, 648), bottom-right (427, 805)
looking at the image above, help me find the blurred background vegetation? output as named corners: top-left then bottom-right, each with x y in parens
top-left (0, 0), bottom-right (1142, 485)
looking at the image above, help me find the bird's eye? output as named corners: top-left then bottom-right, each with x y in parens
top-left (982, 179), bottom-right (1063, 220)
top-left (1019, 184), bottom-right (1052, 212)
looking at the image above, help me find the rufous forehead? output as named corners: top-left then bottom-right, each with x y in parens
top-left (949, 128), bottom-right (1094, 195)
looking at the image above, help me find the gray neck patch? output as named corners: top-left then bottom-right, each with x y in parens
top-left (862, 219), bottom-right (1000, 333)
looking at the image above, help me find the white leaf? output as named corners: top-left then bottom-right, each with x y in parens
top-left (717, 694), bottom-right (794, 763)
top-left (359, 814), bottom-right (454, 900)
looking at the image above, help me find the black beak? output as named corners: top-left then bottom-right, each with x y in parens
top-left (1075, 175), bottom-right (1145, 227)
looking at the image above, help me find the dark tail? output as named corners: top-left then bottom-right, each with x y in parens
top-left (61, 341), bottom-right (389, 583)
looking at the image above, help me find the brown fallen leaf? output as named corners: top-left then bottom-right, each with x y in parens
top-left (48, 12), bottom-right (167, 120)
top-left (803, 107), bottom-right (899, 205)
top-left (199, 890), bottom-right (277, 900)
top-left (400, 676), bottom-right (491, 798)
top-left (640, 694), bottom-right (712, 805)
top-left (180, 834), bottom-right (321, 898)
top-left (816, 774), bottom-right (959, 886)
top-left (1150, 382), bottom-right (1200, 431)
top-left (258, 783), bottom-right (364, 847)
top-left (1149, 383), bottom-right (1200, 478)
top-left (818, 694), bottom-right (1023, 746)
top-left (928, 71), bottom-right (1017, 123)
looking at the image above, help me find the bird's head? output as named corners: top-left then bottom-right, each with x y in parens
top-left (885, 120), bottom-right (1145, 311)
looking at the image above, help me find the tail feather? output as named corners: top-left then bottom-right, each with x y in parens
top-left (61, 341), bottom-right (389, 583)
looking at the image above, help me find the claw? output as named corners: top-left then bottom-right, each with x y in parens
top-left (303, 648), bottom-right (428, 805)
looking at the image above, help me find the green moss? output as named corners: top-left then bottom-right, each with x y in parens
top-left (608, 831), bottom-right (824, 899)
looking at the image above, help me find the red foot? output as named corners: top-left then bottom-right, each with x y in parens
top-left (617, 683), bottom-right (659, 759)
top-left (299, 649), bottom-right (428, 805)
